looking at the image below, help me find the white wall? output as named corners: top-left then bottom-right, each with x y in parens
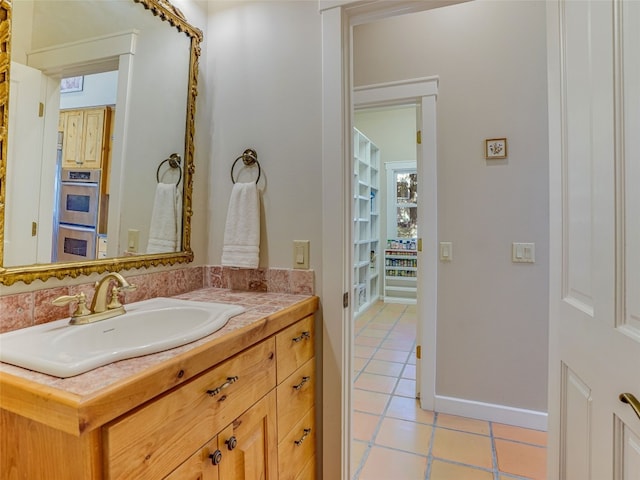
top-left (205, 1), bottom-right (323, 271)
top-left (59, 71), bottom-right (117, 109)
top-left (354, 0), bottom-right (550, 412)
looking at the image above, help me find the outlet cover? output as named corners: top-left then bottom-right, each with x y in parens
top-left (293, 240), bottom-right (310, 269)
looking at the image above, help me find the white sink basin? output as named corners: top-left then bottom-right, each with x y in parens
top-left (0, 297), bottom-right (245, 378)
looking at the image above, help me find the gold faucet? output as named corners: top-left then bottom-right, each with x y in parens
top-left (52, 272), bottom-right (137, 325)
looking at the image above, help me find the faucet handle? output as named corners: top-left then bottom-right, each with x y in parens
top-left (107, 286), bottom-right (123, 310)
top-left (52, 292), bottom-right (91, 317)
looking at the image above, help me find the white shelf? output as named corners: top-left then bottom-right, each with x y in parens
top-left (353, 127), bottom-right (380, 317)
top-left (383, 239), bottom-right (417, 304)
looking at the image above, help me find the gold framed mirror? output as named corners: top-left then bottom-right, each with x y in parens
top-left (0, 0), bottom-right (202, 286)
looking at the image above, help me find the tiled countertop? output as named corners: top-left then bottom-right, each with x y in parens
top-left (0, 288), bottom-right (315, 398)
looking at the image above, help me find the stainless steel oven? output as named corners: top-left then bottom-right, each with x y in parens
top-left (59, 169), bottom-right (100, 227)
top-left (55, 168), bottom-right (100, 262)
top-left (57, 225), bottom-right (98, 262)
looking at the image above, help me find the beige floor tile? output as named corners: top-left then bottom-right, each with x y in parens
top-left (359, 327), bottom-right (389, 339)
top-left (407, 352), bottom-right (416, 365)
top-left (353, 356), bottom-right (368, 373)
top-left (364, 359), bottom-right (404, 377)
top-left (358, 446), bottom-right (427, 480)
top-left (380, 338), bottom-right (415, 351)
top-left (432, 428), bottom-right (493, 469)
top-left (373, 348), bottom-right (410, 363)
top-left (495, 439), bottom-right (546, 480)
top-left (386, 396), bottom-right (435, 424)
top-left (354, 373), bottom-right (398, 394)
top-left (436, 413), bottom-right (491, 436)
top-left (493, 422), bottom-right (547, 446)
top-left (356, 336), bottom-right (384, 348)
top-left (375, 417), bottom-right (432, 455)
top-left (430, 459), bottom-right (494, 480)
top-left (394, 378), bottom-right (416, 398)
top-left (351, 440), bottom-right (369, 478)
top-left (402, 364), bottom-right (416, 380)
top-left (353, 389), bottom-right (390, 415)
top-left (354, 345), bottom-right (377, 359)
top-left (353, 411), bottom-right (380, 442)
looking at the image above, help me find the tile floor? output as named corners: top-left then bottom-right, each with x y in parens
top-left (351, 301), bottom-right (547, 480)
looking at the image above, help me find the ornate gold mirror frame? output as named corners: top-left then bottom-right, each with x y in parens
top-left (0, 0), bottom-right (202, 286)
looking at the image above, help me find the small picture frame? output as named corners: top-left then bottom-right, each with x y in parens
top-left (60, 76), bottom-right (84, 93)
top-left (485, 138), bottom-right (507, 159)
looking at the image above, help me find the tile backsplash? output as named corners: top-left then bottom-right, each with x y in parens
top-left (0, 266), bottom-right (315, 333)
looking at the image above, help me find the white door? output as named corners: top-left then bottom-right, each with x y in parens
top-left (5, 62), bottom-right (45, 266)
top-left (547, 1), bottom-right (640, 478)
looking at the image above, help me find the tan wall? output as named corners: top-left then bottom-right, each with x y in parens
top-left (354, 0), bottom-right (550, 411)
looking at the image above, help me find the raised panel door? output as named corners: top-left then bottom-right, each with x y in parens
top-left (80, 108), bottom-right (106, 169)
top-left (547, 0), bottom-right (640, 477)
top-left (219, 391), bottom-right (278, 480)
top-left (164, 436), bottom-right (220, 480)
top-left (61, 109), bottom-right (83, 167)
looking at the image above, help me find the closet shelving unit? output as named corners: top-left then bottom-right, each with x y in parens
top-left (353, 128), bottom-right (380, 317)
top-left (384, 239), bottom-right (417, 304)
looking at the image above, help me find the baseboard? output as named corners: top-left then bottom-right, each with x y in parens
top-left (434, 395), bottom-right (548, 431)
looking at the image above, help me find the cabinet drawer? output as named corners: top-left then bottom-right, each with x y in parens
top-left (276, 357), bottom-right (315, 443)
top-left (276, 315), bottom-right (314, 383)
top-left (277, 408), bottom-right (316, 480)
top-left (104, 339), bottom-right (276, 480)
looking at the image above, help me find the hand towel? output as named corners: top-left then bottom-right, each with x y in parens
top-left (221, 182), bottom-right (260, 268)
top-left (147, 183), bottom-right (181, 253)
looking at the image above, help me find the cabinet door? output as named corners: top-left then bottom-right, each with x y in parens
top-left (61, 110), bottom-right (84, 167)
top-left (219, 391), bottom-right (278, 480)
top-left (165, 436), bottom-right (220, 480)
top-left (80, 108), bottom-right (106, 168)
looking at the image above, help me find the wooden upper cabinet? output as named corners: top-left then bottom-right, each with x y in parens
top-left (60, 106), bottom-right (112, 169)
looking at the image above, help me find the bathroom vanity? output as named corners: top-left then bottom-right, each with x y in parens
top-left (0, 289), bottom-right (318, 479)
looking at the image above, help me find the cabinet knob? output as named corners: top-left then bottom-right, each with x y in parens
top-left (226, 436), bottom-right (238, 451)
top-left (209, 449), bottom-right (222, 465)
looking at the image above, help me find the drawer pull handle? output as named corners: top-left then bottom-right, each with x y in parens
top-left (294, 428), bottom-right (311, 446)
top-left (209, 449), bottom-right (222, 465)
top-left (293, 376), bottom-right (311, 391)
top-left (207, 376), bottom-right (239, 396)
top-left (292, 331), bottom-right (311, 343)
top-left (226, 436), bottom-right (238, 451)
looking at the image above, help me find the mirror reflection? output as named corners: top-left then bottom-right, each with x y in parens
top-left (4, 0), bottom-right (193, 271)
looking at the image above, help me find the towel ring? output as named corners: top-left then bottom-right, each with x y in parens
top-left (231, 148), bottom-right (261, 184)
top-left (156, 153), bottom-right (182, 186)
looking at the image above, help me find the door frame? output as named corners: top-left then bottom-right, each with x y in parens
top-left (354, 78), bottom-right (439, 411)
top-left (320, 3), bottom-right (445, 478)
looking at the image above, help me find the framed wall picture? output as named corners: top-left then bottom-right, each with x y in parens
top-left (485, 138), bottom-right (507, 159)
top-left (60, 76), bottom-right (84, 93)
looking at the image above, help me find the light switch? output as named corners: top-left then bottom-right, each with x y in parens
top-left (439, 242), bottom-right (452, 261)
top-left (512, 242), bottom-right (535, 263)
top-left (293, 240), bottom-right (310, 269)
top-left (127, 229), bottom-right (140, 253)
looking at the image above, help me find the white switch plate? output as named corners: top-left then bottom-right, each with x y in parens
top-left (439, 242), bottom-right (453, 261)
top-left (127, 229), bottom-right (140, 253)
top-left (293, 240), bottom-right (310, 269)
top-left (512, 242), bottom-right (535, 263)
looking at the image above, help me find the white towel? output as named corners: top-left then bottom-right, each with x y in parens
top-left (147, 183), bottom-right (181, 253)
top-left (221, 182), bottom-right (260, 268)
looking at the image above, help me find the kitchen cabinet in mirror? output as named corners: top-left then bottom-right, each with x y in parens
top-left (0, 0), bottom-right (202, 286)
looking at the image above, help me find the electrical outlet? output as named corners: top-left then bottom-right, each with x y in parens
top-left (293, 240), bottom-right (310, 269)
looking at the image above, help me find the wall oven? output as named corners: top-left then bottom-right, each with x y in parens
top-left (56, 168), bottom-right (100, 262)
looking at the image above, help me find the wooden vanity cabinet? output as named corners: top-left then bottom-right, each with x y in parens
top-left (60, 106), bottom-right (112, 169)
top-left (0, 302), bottom-right (318, 480)
top-left (275, 315), bottom-right (316, 480)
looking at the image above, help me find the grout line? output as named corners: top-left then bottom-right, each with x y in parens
top-left (489, 422), bottom-right (500, 480)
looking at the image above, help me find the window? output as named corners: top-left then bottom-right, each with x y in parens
top-left (386, 162), bottom-right (417, 239)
